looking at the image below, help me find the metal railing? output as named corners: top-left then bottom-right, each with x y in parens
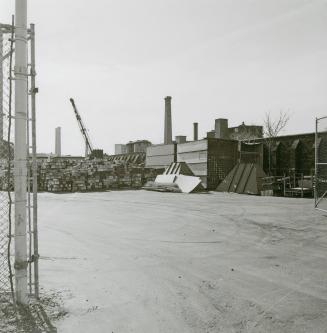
top-left (315, 116), bottom-right (327, 212)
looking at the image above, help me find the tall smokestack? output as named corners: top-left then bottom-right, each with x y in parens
top-left (55, 127), bottom-right (61, 156)
top-left (193, 122), bottom-right (198, 141)
top-left (164, 96), bottom-right (172, 144)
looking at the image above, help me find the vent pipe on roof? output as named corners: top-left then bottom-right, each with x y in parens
top-left (193, 122), bottom-right (198, 141)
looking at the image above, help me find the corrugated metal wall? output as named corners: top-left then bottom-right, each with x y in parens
top-left (177, 140), bottom-right (208, 188)
top-left (146, 144), bottom-right (176, 169)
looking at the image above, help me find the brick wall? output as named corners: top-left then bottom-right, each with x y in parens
top-left (207, 138), bottom-right (238, 190)
top-left (254, 133), bottom-right (315, 175)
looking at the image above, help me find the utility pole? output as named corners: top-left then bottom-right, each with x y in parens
top-left (14, 0), bottom-right (28, 304)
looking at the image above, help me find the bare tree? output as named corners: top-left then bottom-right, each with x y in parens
top-left (263, 111), bottom-right (290, 175)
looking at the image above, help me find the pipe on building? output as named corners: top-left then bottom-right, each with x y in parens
top-left (193, 122), bottom-right (198, 141)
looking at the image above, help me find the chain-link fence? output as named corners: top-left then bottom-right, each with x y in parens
top-left (1, 21), bottom-right (39, 303)
top-left (0, 24), bottom-right (15, 299)
top-left (315, 116), bottom-right (327, 212)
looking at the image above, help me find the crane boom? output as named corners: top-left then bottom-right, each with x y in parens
top-left (69, 98), bottom-right (93, 155)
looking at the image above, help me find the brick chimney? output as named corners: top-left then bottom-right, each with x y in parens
top-left (164, 96), bottom-right (172, 144)
top-left (215, 118), bottom-right (229, 139)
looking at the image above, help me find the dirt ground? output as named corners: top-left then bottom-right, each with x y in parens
top-left (38, 191), bottom-right (327, 332)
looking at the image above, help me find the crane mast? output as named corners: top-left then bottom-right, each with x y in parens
top-left (69, 98), bottom-right (93, 156)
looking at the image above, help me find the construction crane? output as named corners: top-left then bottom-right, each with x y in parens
top-left (69, 98), bottom-right (94, 157)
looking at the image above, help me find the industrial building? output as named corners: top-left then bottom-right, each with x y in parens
top-left (115, 144), bottom-right (127, 155)
top-left (146, 139), bottom-right (238, 190)
top-left (144, 95), bottom-right (318, 192)
top-left (146, 98), bottom-right (239, 189)
top-left (176, 138), bottom-right (238, 190)
top-left (207, 119), bottom-right (263, 140)
top-left (229, 122), bottom-right (263, 140)
top-left (239, 141), bottom-right (264, 166)
top-left (21, 94), bottom-right (318, 194)
top-left (115, 140), bottom-right (151, 155)
top-left (251, 132), bottom-right (316, 176)
top-left (146, 143), bottom-right (176, 169)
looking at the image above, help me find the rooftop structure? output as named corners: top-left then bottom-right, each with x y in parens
top-left (115, 140), bottom-right (152, 155)
top-left (207, 119), bottom-right (263, 141)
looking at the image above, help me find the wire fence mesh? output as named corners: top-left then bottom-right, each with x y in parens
top-left (0, 25), bottom-right (15, 299)
top-left (1, 21), bottom-right (39, 307)
top-left (315, 116), bottom-right (327, 212)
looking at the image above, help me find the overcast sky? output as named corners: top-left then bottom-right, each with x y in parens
top-left (1, 0), bottom-right (327, 155)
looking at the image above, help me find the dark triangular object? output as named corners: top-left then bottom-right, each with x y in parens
top-left (216, 163), bottom-right (266, 195)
